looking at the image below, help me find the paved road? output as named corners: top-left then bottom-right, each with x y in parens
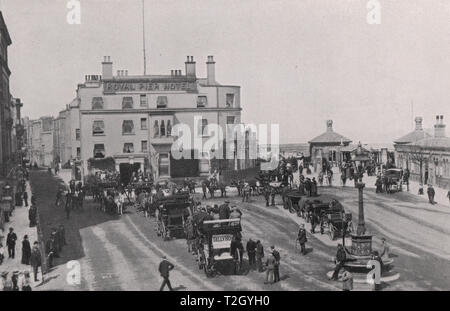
top-left (29, 170), bottom-right (450, 291)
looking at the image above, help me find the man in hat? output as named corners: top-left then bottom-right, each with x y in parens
top-left (246, 238), bottom-right (256, 269)
top-left (6, 227), bottom-right (17, 259)
top-left (30, 242), bottom-right (41, 282)
top-left (158, 256), bottom-right (174, 291)
top-left (271, 246), bottom-right (281, 283)
top-left (23, 189), bottom-right (28, 207)
top-left (219, 201), bottom-right (231, 219)
top-left (330, 244), bottom-right (346, 280)
top-left (256, 240), bottom-right (265, 272)
top-left (427, 184), bottom-right (436, 205)
top-left (263, 186), bottom-right (271, 206)
top-left (264, 249), bottom-right (276, 284)
top-left (297, 224), bottom-right (307, 255)
top-left (28, 205), bottom-right (37, 227)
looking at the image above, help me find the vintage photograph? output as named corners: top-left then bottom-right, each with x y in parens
top-left (0, 0), bottom-right (449, 294)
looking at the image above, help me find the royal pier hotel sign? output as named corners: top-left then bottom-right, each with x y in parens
top-left (103, 79), bottom-right (198, 94)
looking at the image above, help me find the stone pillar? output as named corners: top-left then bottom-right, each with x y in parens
top-left (356, 182), bottom-right (366, 236)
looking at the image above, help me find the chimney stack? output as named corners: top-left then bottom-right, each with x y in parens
top-left (434, 115), bottom-right (446, 138)
top-left (326, 120), bottom-right (333, 132)
top-left (206, 55), bottom-right (216, 85)
top-left (185, 56), bottom-right (196, 77)
top-left (102, 56), bottom-right (113, 79)
top-left (414, 117), bottom-right (423, 131)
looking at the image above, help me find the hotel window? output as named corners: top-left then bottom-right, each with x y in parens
top-left (123, 143), bottom-right (134, 153)
top-left (122, 120), bottom-right (134, 135)
top-left (198, 118), bottom-right (208, 136)
top-left (140, 94), bottom-right (148, 107)
top-left (141, 118), bottom-right (147, 130)
top-left (92, 97), bottom-right (104, 110)
top-left (197, 96), bottom-right (208, 108)
top-left (122, 97), bottom-right (134, 109)
top-left (93, 144), bottom-right (105, 158)
top-left (226, 94), bottom-right (235, 107)
top-left (75, 129), bottom-right (80, 141)
top-left (167, 120), bottom-right (172, 136)
top-left (159, 153), bottom-right (170, 176)
top-left (92, 120), bottom-right (105, 135)
top-left (76, 147), bottom-right (81, 158)
top-left (160, 120), bottom-right (166, 137)
top-left (153, 120), bottom-right (159, 137)
top-left (141, 140), bottom-right (148, 152)
top-left (157, 96), bottom-right (168, 108)
top-left (226, 116), bottom-right (235, 124)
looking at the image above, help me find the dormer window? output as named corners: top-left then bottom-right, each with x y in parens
top-left (157, 96), bottom-right (168, 108)
top-left (92, 97), bottom-right (104, 110)
top-left (122, 97), bottom-right (133, 109)
top-left (197, 96), bottom-right (208, 108)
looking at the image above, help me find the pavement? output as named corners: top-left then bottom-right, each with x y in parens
top-left (0, 180), bottom-right (42, 289)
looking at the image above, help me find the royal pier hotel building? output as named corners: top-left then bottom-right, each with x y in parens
top-left (64, 55), bottom-right (251, 182)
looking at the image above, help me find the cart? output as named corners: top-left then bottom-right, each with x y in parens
top-left (155, 193), bottom-right (192, 240)
top-left (283, 190), bottom-right (305, 215)
top-left (196, 218), bottom-right (242, 277)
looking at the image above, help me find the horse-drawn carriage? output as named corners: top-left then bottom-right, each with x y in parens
top-left (384, 168), bottom-right (403, 193)
top-left (310, 199), bottom-right (352, 240)
top-left (195, 218), bottom-right (242, 277)
top-left (155, 193), bottom-right (192, 240)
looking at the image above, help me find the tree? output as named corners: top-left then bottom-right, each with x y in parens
top-left (406, 145), bottom-right (434, 185)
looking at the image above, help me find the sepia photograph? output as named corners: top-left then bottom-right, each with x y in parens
top-left (0, 0), bottom-right (449, 299)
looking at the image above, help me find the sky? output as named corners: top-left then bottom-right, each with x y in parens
top-left (1, 0), bottom-right (450, 144)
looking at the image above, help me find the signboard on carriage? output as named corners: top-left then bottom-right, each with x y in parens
top-left (212, 234), bottom-right (233, 249)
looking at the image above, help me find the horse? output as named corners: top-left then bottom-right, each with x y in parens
top-left (202, 178), bottom-right (227, 198)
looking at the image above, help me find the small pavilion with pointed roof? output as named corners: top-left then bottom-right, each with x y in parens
top-left (308, 120), bottom-right (352, 172)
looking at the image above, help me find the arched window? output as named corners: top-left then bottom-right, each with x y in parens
top-left (153, 120), bottom-right (159, 138)
top-left (160, 120), bottom-right (166, 137)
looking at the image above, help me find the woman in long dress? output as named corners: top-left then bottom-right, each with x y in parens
top-left (21, 235), bottom-right (31, 265)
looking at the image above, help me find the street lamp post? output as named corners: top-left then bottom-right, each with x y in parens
top-left (356, 182), bottom-right (366, 236)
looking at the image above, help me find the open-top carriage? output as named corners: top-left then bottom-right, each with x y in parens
top-left (155, 193), bottom-right (192, 240)
top-left (196, 218), bottom-right (242, 277)
top-left (310, 199), bottom-right (352, 240)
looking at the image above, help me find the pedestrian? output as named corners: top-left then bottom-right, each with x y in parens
top-left (6, 227), bottom-right (17, 259)
top-left (65, 193), bottom-right (71, 219)
top-left (28, 205), bottom-right (37, 227)
top-left (256, 240), bottom-right (265, 272)
top-left (218, 201), bottom-right (231, 219)
top-left (55, 188), bottom-right (63, 207)
top-left (58, 225), bottom-right (67, 249)
top-left (380, 237), bottom-right (390, 261)
top-left (427, 184), bottom-right (436, 205)
top-left (158, 256), bottom-right (174, 291)
top-left (0, 243), bottom-right (4, 265)
top-left (264, 251), bottom-right (276, 284)
top-left (21, 270), bottom-right (32, 291)
top-left (246, 238), bottom-right (256, 269)
top-left (371, 251), bottom-right (383, 291)
top-left (330, 244), bottom-right (346, 280)
top-left (271, 246), bottom-right (281, 283)
top-left (0, 272), bottom-right (12, 291)
top-left (447, 189), bottom-right (450, 205)
top-left (21, 235), bottom-right (31, 265)
top-left (270, 187), bottom-right (276, 206)
top-left (264, 186), bottom-right (270, 206)
top-left (339, 268), bottom-right (353, 291)
top-left (201, 182), bottom-right (208, 200)
top-left (46, 234), bottom-right (56, 268)
top-left (11, 270), bottom-right (20, 291)
top-left (297, 224), bottom-right (308, 255)
top-left (23, 190), bottom-right (28, 207)
top-left (30, 242), bottom-right (41, 282)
